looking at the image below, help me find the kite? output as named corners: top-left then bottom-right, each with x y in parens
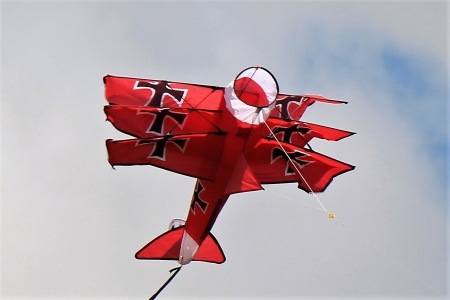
top-left (103, 66), bottom-right (355, 297)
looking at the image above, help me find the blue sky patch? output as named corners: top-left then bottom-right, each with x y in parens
top-left (381, 49), bottom-right (432, 98)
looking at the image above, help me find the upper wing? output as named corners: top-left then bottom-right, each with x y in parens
top-left (104, 75), bottom-right (344, 121)
top-left (104, 75), bottom-right (224, 110)
top-left (246, 138), bottom-right (354, 193)
top-left (264, 118), bottom-right (355, 148)
top-left (106, 133), bottom-right (226, 181)
top-left (270, 94), bottom-right (347, 121)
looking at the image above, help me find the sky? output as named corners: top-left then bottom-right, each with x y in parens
top-left (1, 1), bottom-right (448, 300)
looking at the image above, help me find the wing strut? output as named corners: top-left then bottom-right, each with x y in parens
top-left (149, 266), bottom-right (182, 300)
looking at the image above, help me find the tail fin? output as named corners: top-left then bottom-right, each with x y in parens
top-left (135, 226), bottom-right (226, 264)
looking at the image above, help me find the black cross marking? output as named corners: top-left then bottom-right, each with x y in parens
top-left (138, 108), bottom-right (188, 135)
top-left (272, 148), bottom-right (312, 175)
top-left (134, 80), bottom-right (186, 107)
top-left (137, 137), bottom-right (187, 161)
top-left (190, 180), bottom-right (208, 214)
top-left (271, 124), bottom-right (311, 143)
top-left (275, 96), bottom-right (306, 119)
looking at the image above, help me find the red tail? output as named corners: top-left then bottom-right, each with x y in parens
top-left (135, 227), bottom-right (226, 264)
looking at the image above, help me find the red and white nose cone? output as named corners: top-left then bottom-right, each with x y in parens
top-left (233, 67), bottom-right (278, 108)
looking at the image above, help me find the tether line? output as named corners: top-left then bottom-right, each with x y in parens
top-left (149, 266), bottom-right (182, 300)
top-left (263, 120), bottom-right (334, 219)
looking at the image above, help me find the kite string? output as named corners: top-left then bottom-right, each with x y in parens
top-left (265, 189), bottom-right (324, 212)
top-left (149, 266), bottom-right (182, 300)
top-left (265, 116), bottom-right (442, 293)
top-left (263, 120), bottom-right (330, 215)
top-left (265, 189), bottom-right (346, 226)
top-left (262, 117), bottom-right (442, 296)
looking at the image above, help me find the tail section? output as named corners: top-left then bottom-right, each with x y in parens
top-left (135, 226), bottom-right (226, 265)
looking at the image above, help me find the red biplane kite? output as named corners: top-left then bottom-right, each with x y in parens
top-left (104, 66), bottom-right (354, 268)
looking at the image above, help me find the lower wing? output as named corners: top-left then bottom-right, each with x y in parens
top-left (106, 133), bottom-right (226, 180)
top-left (246, 138), bottom-right (354, 193)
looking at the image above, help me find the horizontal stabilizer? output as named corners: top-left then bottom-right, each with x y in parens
top-left (135, 226), bottom-right (226, 264)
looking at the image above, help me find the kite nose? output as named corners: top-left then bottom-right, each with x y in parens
top-left (233, 66), bottom-right (278, 108)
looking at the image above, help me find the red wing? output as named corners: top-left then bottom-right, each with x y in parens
top-left (246, 138), bottom-right (354, 193)
top-left (270, 94), bottom-right (347, 121)
top-left (106, 133), bottom-right (226, 180)
top-left (104, 75), bottom-right (224, 110)
top-left (105, 106), bottom-right (222, 138)
top-left (265, 118), bottom-right (355, 147)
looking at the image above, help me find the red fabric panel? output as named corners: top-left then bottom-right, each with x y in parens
top-left (246, 138), bottom-right (355, 192)
top-left (224, 153), bottom-right (262, 195)
top-left (234, 77), bottom-right (269, 107)
top-left (183, 179), bottom-right (230, 246)
top-left (106, 133), bottom-right (226, 180)
top-left (270, 94), bottom-right (347, 121)
top-left (135, 227), bottom-right (225, 264)
top-left (194, 232), bottom-right (226, 264)
top-left (304, 122), bottom-right (355, 141)
top-left (104, 75), bottom-right (224, 110)
top-left (265, 118), bottom-right (355, 147)
top-left (105, 106), bottom-right (222, 138)
top-left (135, 227), bottom-right (183, 260)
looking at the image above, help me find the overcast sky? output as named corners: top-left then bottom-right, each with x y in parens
top-left (1, 1), bottom-right (448, 300)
